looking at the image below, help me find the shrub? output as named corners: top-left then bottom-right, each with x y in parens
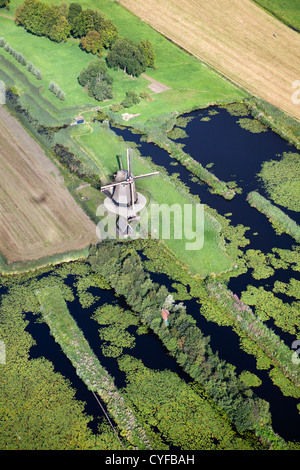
top-left (78, 58), bottom-right (113, 101)
top-left (48, 81), bottom-right (65, 99)
top-left (110, 103), bottom-right (123, 113)
top-left (247, 191), bottom-right (300, 243)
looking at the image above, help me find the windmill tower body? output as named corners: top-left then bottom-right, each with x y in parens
top-left (101, 149), bottom-right (158, 236)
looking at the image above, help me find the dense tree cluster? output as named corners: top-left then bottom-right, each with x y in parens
top-left (72, 8), bottom-right (118, 48)
top-left (0, 0), bottom-right (10, 8)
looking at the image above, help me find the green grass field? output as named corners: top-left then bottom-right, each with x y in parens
top-left (253, 0), bottom-right (300, 31)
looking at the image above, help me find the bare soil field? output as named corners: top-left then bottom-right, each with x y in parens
top-left (0, 106), bottom-right (98, 264)
top-left (120, 0), bottom-right (300, 121)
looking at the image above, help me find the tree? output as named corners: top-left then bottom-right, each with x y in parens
top-left (22, 0), bottom-right (51, 36)
top-left (34, 69), bottom-right (42, 80)
top-left (78, 59), bottom-right (112, 87)
top-left (121, 90), bottom-right (140, 108)
top-left (106, 37), bottom-right (148, 77)
top-left (93, 81), bottom-right (113, 101)
top-left (80, 30), bottom-right (103, 55)
top-left (58, 1), bottom-right (68, 17)
top-left (15, 1), bottom-right (28, 25)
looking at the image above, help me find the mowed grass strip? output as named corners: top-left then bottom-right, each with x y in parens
top-left (0, 106), bottom-right (97, 263)
top-left (119, 0), bottom-right (300, 121)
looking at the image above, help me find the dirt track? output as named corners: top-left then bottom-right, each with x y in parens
top-left (120, 0), bottom-right (300, 121)
top-left (0, 106), bottom-right (98, 264)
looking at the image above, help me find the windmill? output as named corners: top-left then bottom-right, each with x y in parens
top-left (101, 149), bottom-right (159, 236)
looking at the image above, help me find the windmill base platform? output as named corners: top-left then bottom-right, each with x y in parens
top-left (103, 192), bottom-right (147, 218)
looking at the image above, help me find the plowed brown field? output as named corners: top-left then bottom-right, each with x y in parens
top-left (120, 0), bottom-right (300, 121)
top-left (0, 106), bottom-right (98, 264)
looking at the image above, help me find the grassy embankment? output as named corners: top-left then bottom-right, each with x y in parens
top-left (0, 247), bottom-right (91, 275)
